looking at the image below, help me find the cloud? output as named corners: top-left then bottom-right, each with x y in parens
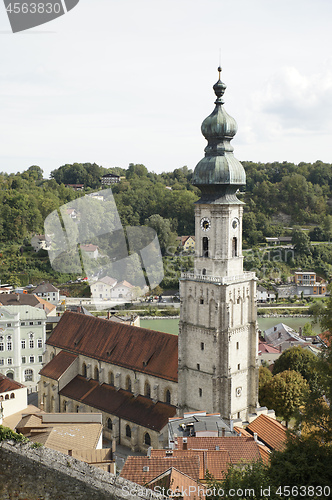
top-left (253, 66), bottom-right (332, 133)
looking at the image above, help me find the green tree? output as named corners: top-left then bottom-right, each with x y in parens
top-left (272, 346), bottom-right (320, 393)
top-left (261, 370), bottom-right (309, 426)
top-left (292, 227), bottom-right (312, 255)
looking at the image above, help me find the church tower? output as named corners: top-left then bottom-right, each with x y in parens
top-left (178, 68), bottom-right (258, 420)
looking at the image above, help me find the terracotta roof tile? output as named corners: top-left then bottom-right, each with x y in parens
top-left (120, 456), bottom-right (200, 485)
top-left (150, 449), bottom-right (231, 480)
top-left (47, 312), bottom-right (178, 381)
top-left (176, 436), bottom-right (262, 464)
top-left (246, 414), bottom-right (287, 451)
top-left (59, 376), bottom-right (176, 431)
top-left (0, 373), bottom-right (25, 392)
top-left (39, 351), bottom-right (78, 380)
top-left (0, 293), bottom-right (55, 314)
top-left (147, 467), bottom-right (206, 499)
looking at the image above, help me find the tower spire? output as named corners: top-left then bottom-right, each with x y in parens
top-left (192, 70), bottom-right (245, 203)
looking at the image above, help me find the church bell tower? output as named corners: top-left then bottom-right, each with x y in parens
top-left (178, 68), bottom-right (258, 420)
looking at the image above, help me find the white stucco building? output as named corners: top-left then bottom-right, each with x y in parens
top-left (0, 305), bottom-right (47, 392)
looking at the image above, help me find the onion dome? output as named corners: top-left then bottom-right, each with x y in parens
top-left (193, 67), bottom-right (246, 203)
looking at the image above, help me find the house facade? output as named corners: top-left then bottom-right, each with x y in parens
top-left (33, 284), bottom-right (60, 305)
top-left (101, 173), bottom-right (120, 185)
top-left (91, 276), bottom-right (117, 300)
top-left (294, 271), bottom-right (327, 296)
top-left (0, 373), bottom-right (28, 423)
top-left (39, 312), bottom-right (177, 452)
top-left (0, 305), bottom-right (46, 392)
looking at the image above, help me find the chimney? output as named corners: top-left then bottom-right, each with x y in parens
top-left (183, 437), bottom-right (187, 450)
top-left (107, 311), bottom-right (110, 320)
top-left (253, 432), bottom-right (258, 442)
top-left (16, 294), bottom-right (20, 302)
top-left (222, 428), bottom-right (226, 437)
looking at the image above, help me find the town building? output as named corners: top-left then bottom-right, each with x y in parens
top-left (178, 68), bottom-right (258, 420)
top-left (0, 305), bottom-right (47, 392)
top-left (256, 285), bottom-right (276, 303)
top-left (30, 234), bottom-right (51, 252)
top-left (0, 293), bottom-right (56, 317)
top-left (33, 283), bottom-right (60, 305)
top-left (0, 373), bottom-right (27, 424)
top-left (177, 236), bottom-right (195, 252)
top-left (38, 311), bottom-right (177, 452)
top-left (91, 276), bottom-right (117, 300)
top-left (294, 271), bottom-right (327, 296)
top-left (111, 280), bottom-right (135, 300)
top-left (80, 244), bottom-right (99, 259)
top-left (101, 173), bottom-right (120, 185)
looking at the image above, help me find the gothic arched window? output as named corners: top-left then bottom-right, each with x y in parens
top-left (144, 432), bottom-right (151, 446)
top-left (126, 425), bottom-right (131, 438)
top-left (203, 237), bottom-right (209, 258)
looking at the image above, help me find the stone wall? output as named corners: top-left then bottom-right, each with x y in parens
top-left (0, 440), bottom-right (165, 500)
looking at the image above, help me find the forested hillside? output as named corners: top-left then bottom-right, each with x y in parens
top-left (0, 160), bottom-right (332, 287)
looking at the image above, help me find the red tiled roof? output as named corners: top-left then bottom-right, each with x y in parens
top-left (120, 456), bottom-right (200, 485)
top-left (176, 436), bottom-right (262, 464)
top-left (59, 375), bottom-right (176, 431)
top-left (147, 468), bottom-right (206, 500)
top-left (0, 373), bottom-right (25, 392)
top-left (39, 351), bottom-right (78, 380)
top-left (0, 293), bottom-right (55, 314)
top-left (246, 414), bottom-right (287, 451)
top-left (47, 311), bottom-right (178, 381)
top-left (258, 342), bottom-right (280, 354)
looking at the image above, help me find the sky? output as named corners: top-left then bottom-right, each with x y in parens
top-left (1, 0), bottom-right (332, 179)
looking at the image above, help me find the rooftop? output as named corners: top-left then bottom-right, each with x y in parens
top-left (46, 311), bottom-right (178, 381)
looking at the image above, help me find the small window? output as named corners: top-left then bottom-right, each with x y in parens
top-left (126, 376), bottom-right (132, 392)
top-left (7, 336), bottom-right (12, 341)
top-left (82, 363), bottom-right (87, 378)
top-left (7, 358), bottom-right (13, 365)
top-left (5, 394), bottom-right (9, 400)
top-left (37, 321), bottom-right (42, 325)
top-left (29, 340), bottom-right (34, 349)
top-left (200, 298), bottom-right (204, 305)
top-left (232, 237), bottom-right (238, 257)
top-left (0, 343), bottom-right (4, 351)
top-left (6, 371), bottom-right (13, 379)
top-left (0, 359), bottom-right (4, 365)
top-left (21, 322), bottom-right (25, 326)
top-left (126, 425), bottom-right (131, 438)
top-left (109, 371), bottom-right (114, 386)
top-left (38, 355), bottom-right (43, 363)
top-left (6, 323), bottom-right (11, 327)
top-left (37, 339), bottom-right (43, 348)
top-left (238, 363), bottom-right (241, 370)
top-left (197, 363), bottom-right (200, 371)
top-left (94, 366), bottom-right (99, 381)
top-left (145, 382), bottom-right (151, 398)
top-left (236, 342), bottom-right (239, 350)
top-left (22, 356), bottom-right (26, 364)
top-left (7, 342), bottom-right (12, 351)
top-left (199, 388), bottom-right (202, 397)
top-left (144, 432), bottom-right (151, 446)
top-left (200, 342), bottom-right (204, 351)
top-left (165, 389), bottom-right (171, 405)
top-left (107, 418), bottom-right (113, 430)
top-left (29, 322), bottom-right (33, 326)
top-left (10, 393), bottom-right (15, 399)
top-left (24, 368), bottom-right (33, 382)
top-left (29, 355), bottom-right (35, 363)
top-left (21, 340), bottom-right (26, 349)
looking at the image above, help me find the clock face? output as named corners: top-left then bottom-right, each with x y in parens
top-left (232, 218), bottom-right (239, 230)
top-left (200, 217), bottom-right (211, 232)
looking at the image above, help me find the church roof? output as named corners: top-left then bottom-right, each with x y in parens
top-left (59, 375), bottom-right (176, 431)
top-left (192, 67), bottom-right (246, 203)
top-left (46, 311), bottom-right (178, 382)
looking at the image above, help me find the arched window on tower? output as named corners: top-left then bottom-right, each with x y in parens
top-left (94, 366), bottom-right (99, 382)
top-left (232, 237), bottom-right (238, 257)
top-left (82, 363), bottom-right (87, 378)
top-left (144, 432), bottom-right (151, 446)
top-left (109, 371), bottom-right (114, 386)
top-left (203, 237), bottom-right (209, 258)
top-left (126, 425), bottom-right (131, 438)
top-left (107, 418), bottom-right (113, 430)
